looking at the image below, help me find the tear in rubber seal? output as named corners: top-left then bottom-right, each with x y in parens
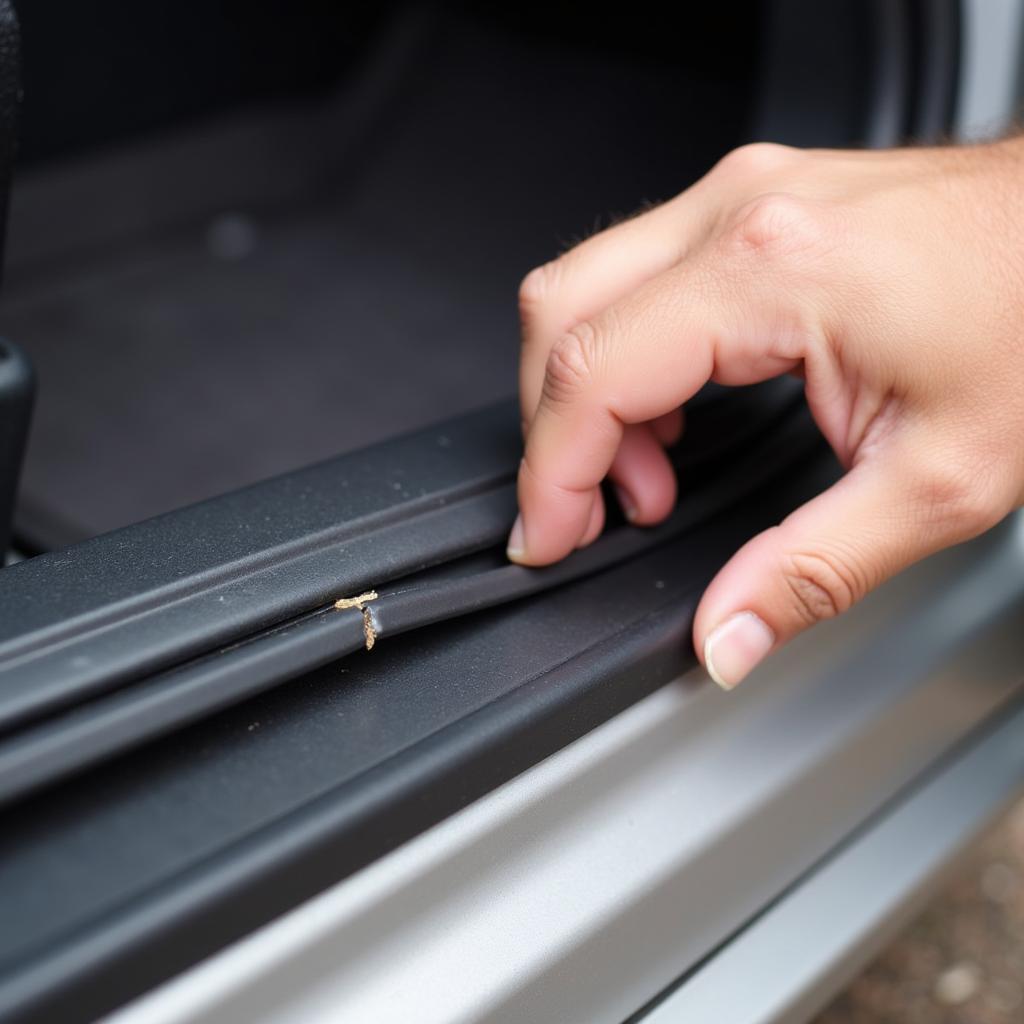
top-left (334, 591), bottom-right (379, 649)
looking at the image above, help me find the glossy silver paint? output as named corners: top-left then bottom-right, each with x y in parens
top-left (957, 0), bottom-right (1024, 139)
top-left (640, 689), bottom-right (1024, 1024)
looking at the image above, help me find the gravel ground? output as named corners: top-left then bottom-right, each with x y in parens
top-left (815, 797), bottom-right (1024, 1023)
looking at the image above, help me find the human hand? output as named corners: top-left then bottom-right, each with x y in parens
top-left (510, 140), bottom-right (1024, 688)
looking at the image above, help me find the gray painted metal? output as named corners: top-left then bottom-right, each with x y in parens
top-left (639, 692), bottom-right (1024, 1024)
top-left (105, 515), bottom-right (1024, 1024)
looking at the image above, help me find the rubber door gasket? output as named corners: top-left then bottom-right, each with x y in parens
top-left (0, 401), bottom-right (822, 807)
top-left (0, 383), bottom-right (801, 735)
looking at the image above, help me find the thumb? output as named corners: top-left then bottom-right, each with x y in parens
top-left (693, 445), bottom-right (976, 690)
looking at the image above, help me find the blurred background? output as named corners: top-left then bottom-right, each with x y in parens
top-left (2, 0), bottom-right (945, 553)
top-left (1, 1), bottom-right (756, 549)
top-left (818, 798), bottom-right (1024, 1023)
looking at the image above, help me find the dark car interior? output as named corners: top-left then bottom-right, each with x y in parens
top-left (3, 0), bottom-right (767, 548)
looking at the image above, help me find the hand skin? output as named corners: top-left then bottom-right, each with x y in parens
top-left (509, 139), bottom-right (1024, 689)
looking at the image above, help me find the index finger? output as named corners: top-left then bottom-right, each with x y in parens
top-left (519, 185), bottom-right (716, 426)
top-left (509, 257), bottom-right (803, 565)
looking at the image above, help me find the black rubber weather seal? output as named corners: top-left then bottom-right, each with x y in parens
top-left (0, 386), bottom-right (789, 730)
top-left (0, 383), bottom-right (798, 725)
top-left (0, 395), bottom-right (818, 807)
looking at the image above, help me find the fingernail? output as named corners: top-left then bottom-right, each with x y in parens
top-left (615, 485), bottom-right (638, 523)
top-left (507, 514), bottom-right (526, 561)
top-left (703, 611), bottom-right (775, 691)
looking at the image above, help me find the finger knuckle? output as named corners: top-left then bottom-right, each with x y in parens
top-left (518, 260), bottom-right (561, 322)
top-left (912, 458), bottom-right (1005, 539)
top-left (542, 324), bottom-right (599, 407)
top-left (716, 142), bottom-right (796, 179)
top-left (783, 549), bottom-right (862, 626)
top-left (726, 192), bottom-right (822, 259)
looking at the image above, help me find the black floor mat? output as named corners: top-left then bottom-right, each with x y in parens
top-left (0, 10), bottom-right (750, 547)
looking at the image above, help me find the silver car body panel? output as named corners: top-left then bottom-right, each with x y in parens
top-left (957, 0), bottom-right (1024, 139)
top-left (639, 689), bottom-right (1024, 1024)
